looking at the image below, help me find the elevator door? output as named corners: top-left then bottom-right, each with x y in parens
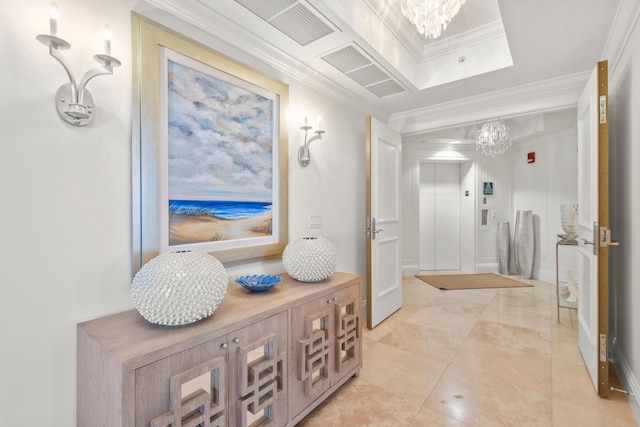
top-left (419, 163), bottom-right (461, 270)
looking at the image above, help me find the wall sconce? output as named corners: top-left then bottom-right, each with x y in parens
top-left (36, 2), bottom-right (121, 126)
top-left (298, 111), bottom-right (325, 166)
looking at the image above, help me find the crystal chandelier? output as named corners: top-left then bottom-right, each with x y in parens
top-left (476, 120), bottom-right (512, 157)
top-left (400, 0), bottom-right (468, 40)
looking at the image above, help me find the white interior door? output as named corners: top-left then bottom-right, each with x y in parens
top-left (435, 164), bottom-right (461, 270)
top-left (419, 164), bottom-right (436, 270)
top-left (576, 60), bottom-right (614, 396)
top-left (366, 116), bottom-right (402, 329)
top-left (419, 163), bottom-right (461, 270)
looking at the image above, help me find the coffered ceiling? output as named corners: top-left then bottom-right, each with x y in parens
top-left (140, 0), bottom-right (619, 135)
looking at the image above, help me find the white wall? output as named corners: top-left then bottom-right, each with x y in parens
top-left (0, 1), bottom-right (367, 425)
top-left (1, 1), bottom-right (137, 424)
top-left (510, 122), bottom-right (578, 282)
top-left (607, 0), bottom-right (640, 418)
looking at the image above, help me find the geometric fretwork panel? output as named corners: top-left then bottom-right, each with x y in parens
top-left (297, 308), bottom-right (331, 396)
top-left (237, 333), bottom-right (283, 426)
top-left (334, 296), bottom-right (360, 374)
top-left (151, 357), bottom-right (226, 427)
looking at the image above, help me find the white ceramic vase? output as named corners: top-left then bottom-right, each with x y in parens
top-left (497, 222), bottom-right (510, 275)
top-left (131, 251), bottom-right (228, 326)
top-left (514, 210), bottom-right (534, 279)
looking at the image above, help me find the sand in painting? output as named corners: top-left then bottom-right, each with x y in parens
top-left (169, 209), bottom-right (273, 245)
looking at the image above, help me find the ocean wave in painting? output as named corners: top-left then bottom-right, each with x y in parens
top-left (169, 200), bottom-right (271, 220)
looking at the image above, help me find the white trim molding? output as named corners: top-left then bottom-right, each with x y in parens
top-left (390, 71), bottom-right (589, 136)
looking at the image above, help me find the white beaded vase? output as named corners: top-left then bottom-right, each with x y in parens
top-left (282, 236), bottom-right (337, 282)
top-left (131, 251), bottom-right (228, 326)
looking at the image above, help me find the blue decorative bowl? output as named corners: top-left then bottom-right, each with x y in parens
top-left (235, 275), bottom-right (282, 293)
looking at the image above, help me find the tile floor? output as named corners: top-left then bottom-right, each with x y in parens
top-left (297, 274), bottom-right (637, 426)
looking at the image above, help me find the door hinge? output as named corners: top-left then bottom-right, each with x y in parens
top-left (600, 95), bottom-right (607, 124)
top-left (599, 334), bottom-right (607, 362)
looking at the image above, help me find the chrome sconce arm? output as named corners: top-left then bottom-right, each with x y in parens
top-left (36, 3), bottom-right (121, 126)
top-left (298, 114), bottom-right (325, 166)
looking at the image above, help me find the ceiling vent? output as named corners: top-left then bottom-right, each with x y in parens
top-left (234, 0), bottom-right (335, 46)
top-left (321, 45), bottom-right (406, 98)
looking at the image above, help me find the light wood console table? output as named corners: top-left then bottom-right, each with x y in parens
top-left (77, 272), bottom-right (362, 427)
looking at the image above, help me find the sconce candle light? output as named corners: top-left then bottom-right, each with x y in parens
top-left (298, 111), bottom-right (325, 166)
top-left (36, 1), bottom-right (121, 126)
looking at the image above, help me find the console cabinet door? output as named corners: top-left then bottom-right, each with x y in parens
top-left (228, 312), bottom-right (288, 427)
top-left (290, 295), bottom-right (334, 418)
top-left (331, 286), bottom-right (361, 384)
top-left (135, 335), bottom-right (229, 427)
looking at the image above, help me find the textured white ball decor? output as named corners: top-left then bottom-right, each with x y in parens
top-left (282, 236), bottom-right (338, 282)
top-left (131, 251), bottom-right (228, 326)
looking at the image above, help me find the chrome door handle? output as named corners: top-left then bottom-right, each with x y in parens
top-left (372, 218), bottom-right (383, 240)
top-left (581, 221), bottom-right (598, 255)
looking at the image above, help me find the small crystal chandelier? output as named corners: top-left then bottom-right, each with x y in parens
top-left (400, 0), bottom-right (468, 40)
top-left (476, 120), bottom-right (512, 157)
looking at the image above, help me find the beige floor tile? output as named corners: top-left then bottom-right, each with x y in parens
top-left (363, 303), bottom-right (421, 342)
top-left (468, 319), bottom-right (552, 358)
top-left (553, 397), bottom-right (637, 427)
top-left (552, 358), bottom-right (637, 422)
top-left (358, 341), bottom-right (447, 405)
top-left (296, 378), bottom-right (421, 427)
top-left (405, 305), bottom-right (481, 337)
top-left (409, 406), bottom-right (471, 427)
top-left (379, 322), bottom-right (467, 364)
top-left (442, 326), bottom-right (552, 396)
top-left (425, 373), bottom-right (553, 426)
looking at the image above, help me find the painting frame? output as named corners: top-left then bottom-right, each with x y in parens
top-left (132, 15), bottom-right (289, 273)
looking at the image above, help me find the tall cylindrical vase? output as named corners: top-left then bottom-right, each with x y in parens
top-left (497, 222), bottom-right (510, 275)
top-left (514, 210), bottom-right (534, 279)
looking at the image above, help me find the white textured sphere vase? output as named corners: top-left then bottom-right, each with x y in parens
top-left (131, 251), bottom-right (228, 326)
top-left (282, 237), bottom-right (338, 282)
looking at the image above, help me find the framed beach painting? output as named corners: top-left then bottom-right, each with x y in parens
top-left (132, 15), bottom-right (289, 272)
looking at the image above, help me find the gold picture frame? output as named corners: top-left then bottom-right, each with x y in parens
top-left (132, 15), bottom-right (289, 273)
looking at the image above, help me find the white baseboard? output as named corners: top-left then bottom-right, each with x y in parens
top-left (537, 268), bottom-right (556, 284)
top-left (611, 343), bottom-right (640, 424)
top-left (402, 265), bottom-right (419, 276)
top-left (476, 263), bottom-right (498, 273)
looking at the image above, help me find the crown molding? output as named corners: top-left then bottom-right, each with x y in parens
top-left (138, 0), bottom-right (389, 119)
top-left (389, 70), bottom-right (590, 135)
top-left (419, 20), bottom-right (505, 61)
top-left (602, 0), bottom-right (640, 79)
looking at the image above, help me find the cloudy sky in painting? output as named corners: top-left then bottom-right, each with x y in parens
top-left (167, 59), bottom-right (275, 202)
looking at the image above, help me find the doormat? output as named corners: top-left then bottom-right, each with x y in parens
top-left (415, 273), bottom-right (533, 290)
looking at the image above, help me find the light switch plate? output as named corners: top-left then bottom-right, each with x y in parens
top-left (309, 214), bottom-right (321, 228)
